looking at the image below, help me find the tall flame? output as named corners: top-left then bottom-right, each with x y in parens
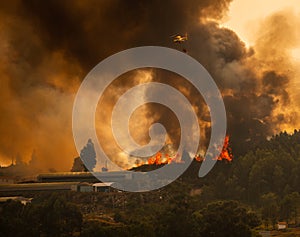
top-left (194, 135), bottom-right (233, 162)
top-left (133, 135), bottom-right (233, 169)
top-left (217, 135), bottom-right (233, 161)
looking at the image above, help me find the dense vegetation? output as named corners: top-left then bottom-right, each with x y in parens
top-left (0, 193), bottom-right (260, 237)
top-left (0, 131), bottom-right (300, 237)
top-left (197, 130), bottom-right (300, 227)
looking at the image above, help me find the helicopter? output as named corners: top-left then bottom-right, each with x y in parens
top-left (171, 33), bottom-right (188, 43)
top-left (171, 33), bottom-right (188, 53)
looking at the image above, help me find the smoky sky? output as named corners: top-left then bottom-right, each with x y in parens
top-left (19, 0), bottom-right (233, 70)
top-left (0, 0), bottom-right (298, 170)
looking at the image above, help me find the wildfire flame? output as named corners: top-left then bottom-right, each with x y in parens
top-left (147, 152), bottom-right (175, 165)
top-left (194, 135), bottom-right (233, 162)
top-left (217, 135), bottom-right (233, 161)
top-left (132, 135), bottom-right (233, 168)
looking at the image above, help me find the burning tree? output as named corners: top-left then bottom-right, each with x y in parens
top-left (194, 135), bottom-right (233, 162)
top-left (80, 139), bottom-right (96, 172)
top-left (217, 135), bottom-right (233, 161)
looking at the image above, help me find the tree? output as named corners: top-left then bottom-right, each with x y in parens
top-left (0, 194), bottom-right (83, 237)
top-left (71, 156), bottom-right (86, 172)
top-left (192, 201), bottom-right (261, 237)
top-left (260, 192), bottom-right (279, 229)
top-left (156, 196), bottom-right (193, 237)
top-left (80, 221), bottom-right (106, 237)
top-left (31, 194), bottom-right (82, 236)
top-left (80, 139), bottom-right (96, 172)
top-left (0, 200), bottom-right (26, 237)
top-left (280, 192), bottom-right (300, 224)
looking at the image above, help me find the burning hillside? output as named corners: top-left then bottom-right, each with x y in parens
top-left (131, 135), bottom-right (233, 171)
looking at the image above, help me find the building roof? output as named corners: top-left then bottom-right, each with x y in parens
top-left (92, 182), bottom-right (114, 187)
top-left (77, 182), bottom-right (92, 186)
top-left (278, 222), bottom-right (287, 225)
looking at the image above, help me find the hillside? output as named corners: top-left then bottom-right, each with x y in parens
top-left (1, 130), bottom-right (300, 237)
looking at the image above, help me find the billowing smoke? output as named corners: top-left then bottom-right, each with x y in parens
top-left (0, 0), bottom-right (299, 170)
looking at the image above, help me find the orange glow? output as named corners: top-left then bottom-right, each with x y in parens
top-left (195, 154), bottom-right (203, 162)
top-left (147, 152), bottom-right (176, 165)
top-left (165, 153), bottom-right (172, 164)
top-left (135, 136), bottom-right (233, 169)
top-left (194, 135), bottom-right (233, 162)
top-left (217, 135), bottom-right (233, 161)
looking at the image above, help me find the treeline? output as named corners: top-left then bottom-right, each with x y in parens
top-left (0, 192), bottom-right (261, 237)
top-left (192, 130), bottom-right (300, 227)
top-left (0, 194), bottom-right (82, 237)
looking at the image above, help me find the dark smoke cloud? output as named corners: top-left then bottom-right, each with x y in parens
top-left (20, 0), bottom-right (233, 69)
top-left (0, 0), bottom-right (298, 170)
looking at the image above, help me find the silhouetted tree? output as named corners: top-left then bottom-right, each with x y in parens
top-left (80, 139), bottom-right (96, 172)
top-left (71, 156), bottom-right (86, 172)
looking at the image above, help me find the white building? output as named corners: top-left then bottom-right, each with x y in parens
top-left (93, 182), bottom-right (114, 192)
top-left (277, 222), bottom-right (287, 230)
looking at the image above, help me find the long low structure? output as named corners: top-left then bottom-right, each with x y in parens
top-left (37, 171), bottom-right (132, 183)
top-left (71, 182), bottom-right (115, 192)
top-left (0, 182), bottom-right (78, 192)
